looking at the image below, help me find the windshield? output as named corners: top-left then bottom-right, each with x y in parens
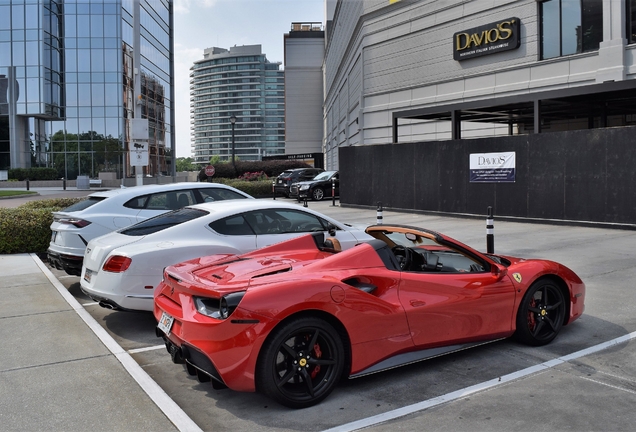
top-left (312, 171), bottom-right (337, 181)
top-left (120, 208), bottom-right (208, 236)
top-left (369, 229), bottom-right (489, 273)
top-left (383, 231), bottom-right (439, 248)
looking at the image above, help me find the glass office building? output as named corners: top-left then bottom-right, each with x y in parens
top-left (190, 45), bottom-right (285, 164)
top-left (0, 0), bottom-right (174, 180)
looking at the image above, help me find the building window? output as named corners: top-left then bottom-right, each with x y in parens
top-left (540, 0), bottom-right (603, 60)
top-left (628, 0), bottom-right (636, 43)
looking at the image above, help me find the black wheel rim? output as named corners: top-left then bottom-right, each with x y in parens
top-left (271, 327), bottom-right (339, 404)
top-left (525, 284), bottom-right (565, 342)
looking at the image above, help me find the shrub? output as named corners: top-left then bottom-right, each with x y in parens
top-left (208, 178), bottom-right (273, 197)
top-left (0, 207), bottom-right (56, 254)
top-left (9, 167), bottom-right (59, 181)
top-left (238, 171), bottom-right (268, 181)
top-left (20, 197), bottom-right (85, 210)
top-left (0, 197), bottom-right (85, 254)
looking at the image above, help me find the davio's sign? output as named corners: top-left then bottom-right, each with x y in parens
top-left (469, 152), bottom-right (516, 183)
top-left (453, 18), bottom-right (520, 61)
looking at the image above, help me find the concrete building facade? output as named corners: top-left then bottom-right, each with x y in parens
top-left (324, 0), bottom-right (636, 165)
top-left (325, 0), bottom-right (636, 225)
top-left (283, 22), bottom-right (324, 156)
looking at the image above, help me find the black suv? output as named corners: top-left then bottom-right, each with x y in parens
top-left (274, 168), bottom-right (324, 197)
top-left (292, 171), bottom-right (339, 201)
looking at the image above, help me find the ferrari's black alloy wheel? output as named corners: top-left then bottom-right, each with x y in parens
top-left (312, 188), bottom-right (324, 201)
top-left (257, 317), bottom-right (344, 408)
top-left (515, 279), bottom-right (566, 346)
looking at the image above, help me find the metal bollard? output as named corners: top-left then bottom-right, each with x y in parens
top-left (331, 177), bottom-right (336, 207)
top-left (272, 181), bottom-right (276, 200)
top-left (376, 201), bottom-right (383, 225)
top-left (303, 196), bottom-right (308, 208)
top-left (26, 178), bottom-right (30, 191)
top-left (62, 178), bottom-right (66, 190)
top-left (486, 206), bottom-right (494, 254)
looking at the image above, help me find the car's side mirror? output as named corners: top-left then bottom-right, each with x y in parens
top-left (491, 263), bottom-right (508, 281)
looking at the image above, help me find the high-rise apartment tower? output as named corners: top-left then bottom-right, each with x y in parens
top-left (190, 45), bottom-right (284, 164)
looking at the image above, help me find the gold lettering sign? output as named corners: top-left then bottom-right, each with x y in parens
top-left (453, 18), bottom-right (520, 61)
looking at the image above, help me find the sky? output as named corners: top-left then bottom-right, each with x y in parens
top-left (172, 0), bottom-right (326, 158)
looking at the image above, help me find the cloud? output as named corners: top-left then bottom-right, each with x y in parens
top-left (173, 0), bottom-right (191, 14)
top-left (174, 0), bottom-right (218, 14)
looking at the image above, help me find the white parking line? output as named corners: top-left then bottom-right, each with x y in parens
top-left (323, 331), bottom-right (636, 432)
top-left (33, 254), bottom-right (202, 432)
top-left (129, 345), bottom-right (166, 354)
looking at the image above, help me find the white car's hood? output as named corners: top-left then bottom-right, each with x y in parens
top-left (84, 232), bottom-right (145, 270)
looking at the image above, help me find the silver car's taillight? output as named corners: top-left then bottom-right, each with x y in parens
top-left (56, 217), bottom-right (92, 228)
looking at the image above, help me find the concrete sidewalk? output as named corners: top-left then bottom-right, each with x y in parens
top-left (0, 253), bottom-right (197, 432)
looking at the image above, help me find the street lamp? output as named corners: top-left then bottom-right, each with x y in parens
top-left (230, 114), bottom-right (237, 175)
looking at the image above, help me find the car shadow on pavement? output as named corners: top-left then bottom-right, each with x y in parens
top-left (99, 309), bottom-right (159, 347)
top-left (66, 280), bottom-right (91, 301)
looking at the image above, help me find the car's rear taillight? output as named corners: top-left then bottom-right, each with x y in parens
top-left (103, 255), bottom-right (132, 273)
top-left (57, 217), bottom-right (92, 228)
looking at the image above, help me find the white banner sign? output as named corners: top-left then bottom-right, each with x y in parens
top-left (469, 152), bottom-right (516, 183)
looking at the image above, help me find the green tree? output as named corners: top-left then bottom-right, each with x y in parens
top-left (175, 157), bottom-right (199, 172)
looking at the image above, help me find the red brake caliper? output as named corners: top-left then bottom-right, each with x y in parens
top-left (528, 298), bottom-right (537, 331)
top-left (311, 343), bottom-right (322, 379)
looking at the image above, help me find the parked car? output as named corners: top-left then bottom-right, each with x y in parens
top-left (155, 224), bottom-right (585, 408)
top-left (80, 200), bottom-right (371, 312)
top-left (291, 170), bottom-right (339, 201)
top-left (274, 168), bottom-right (323, 197)
top-left (48, 183), bottom-right (253, 276)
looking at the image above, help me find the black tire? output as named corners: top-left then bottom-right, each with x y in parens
top-left (514, 279), bottom-right (566, 346)
top-left (256, 317), bottom-right (344, 408)
top-left (312, 188), bottom-right (324, 201)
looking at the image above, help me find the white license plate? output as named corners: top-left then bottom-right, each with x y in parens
top-left (157, 311), bottom-right (174, 335)
top-left (83, 268), bottom-right (93, 283)
top-left (51, 231), bottom-right (57, 243)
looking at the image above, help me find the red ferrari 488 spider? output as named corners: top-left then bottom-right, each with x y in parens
top-left (154, 224), bottom-right (585, 408)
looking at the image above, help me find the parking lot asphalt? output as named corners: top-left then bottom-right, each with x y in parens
top-left (1, 187), bottom-right (636, 431)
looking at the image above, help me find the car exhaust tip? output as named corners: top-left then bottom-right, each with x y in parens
top-left (98, 301), bottom-right (117, 310)
top-left (168, 343), bottom-right (184, 364)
